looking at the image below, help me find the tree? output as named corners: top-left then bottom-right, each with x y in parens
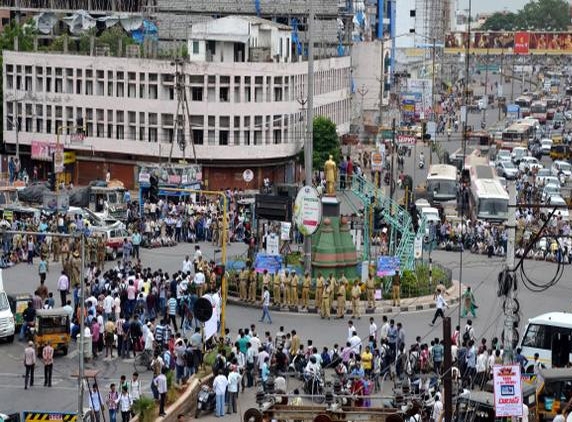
top-left (301, 116), bottom-right (341, 172)
top-left (480, 12), bottom-right (518, 31)
top-left (481, 0), bottom-right (569, 31)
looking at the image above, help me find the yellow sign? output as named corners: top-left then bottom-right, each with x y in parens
top-left (24, 412), bottom-right (77, 422)
top-left (63, 152), bottom-right (76, 165)
top-left (3, 210), bottom-right (13, 221)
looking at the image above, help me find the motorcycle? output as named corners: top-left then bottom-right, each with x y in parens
top-left (195, 385), bottom-right (216, 418)
top-left (418, 159), bottom-right (425, 169)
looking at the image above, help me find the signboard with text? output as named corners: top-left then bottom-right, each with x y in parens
top-left (397, 135), bottom-right (416, 145)
top-left (493, 365), bottom-right (523, 417)
top-left (138, 163), bottom-right (202, 187)
top-left (293, 186), bottom-right (322, 236)
top-left (445, 31), bottom-right (572, 54)
top-left (514, 32), bottom-right (530, 54)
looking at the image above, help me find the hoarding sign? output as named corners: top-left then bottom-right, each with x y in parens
top-left (493, 365), bottom-right (523, 417)
top-left (514, 32), bottom-right (530, 54)
top-left (293, 186), bottom-right (322, 236)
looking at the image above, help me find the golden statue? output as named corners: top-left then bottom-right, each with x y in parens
top-left (324, 155), bottom-right (337, 196)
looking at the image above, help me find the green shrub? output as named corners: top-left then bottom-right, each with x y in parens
top-left (132, 396), bottom-right (156, 422)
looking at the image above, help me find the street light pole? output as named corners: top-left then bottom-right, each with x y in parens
top-left (303, 3), bottom-right (315, 273)
top-left (13, 99), bottom-right (20, 161)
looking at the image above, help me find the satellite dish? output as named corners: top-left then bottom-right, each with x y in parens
top-left (194, 297), bottom-right (213, 322)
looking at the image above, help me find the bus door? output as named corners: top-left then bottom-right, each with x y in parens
top-left (552, 331), bottom-right (572, 367)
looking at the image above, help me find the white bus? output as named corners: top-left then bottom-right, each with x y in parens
top-left (469, 178), bottom-right (509, 222)
top-left (520, 312), bottom-right (572, 371)
top-left (426, 164), bottom-right (459, 205)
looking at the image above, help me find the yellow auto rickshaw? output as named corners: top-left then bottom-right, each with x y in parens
top-left (34, 308), bottom-right (71, 355)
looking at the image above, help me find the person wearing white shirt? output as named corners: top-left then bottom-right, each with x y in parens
top-left (429, 289), bottom-right (448, 326)
top-left (182, 256), bottom-right (193, 274)
top-left (194, 271), bottom-right (205, 296)
top-left (475, 350), bottom-right (488, 389)
top-left (226, 366), bottom-right (242, 413)
top-left (349, 332), bottom-right (362, 353)
top-left (380, 316), bottom-right (390, 341)
top-left (369, 317), bottom-right (378, 342)
top-left (115, 385), bottom-right (133, 422)
top-left (144, 329), bottom-right (154, 352)
top-left (103, 293), bottom-right (114, 323)
top-left (432, 393), bottom-right (444, 422)
top-left (212, 372), bottom-right (229, 417)
top-left (89, 384), bottom-right (104, 422)
top-left (347, 321), bottom-right (357, 341)
top-left (129, 372), bottom-right (142, 402)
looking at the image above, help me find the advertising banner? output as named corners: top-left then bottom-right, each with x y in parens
top-left (293, 186), bottom-right (322, 236)
top-left (445, 31), bottom-right (572, 54)
top-left (493, 365), bottom-right (523, 417)
top-left (376, 256), bottom-right (400, 277)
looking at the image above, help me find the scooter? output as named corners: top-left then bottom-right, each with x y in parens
top-left (418, 159), bottom-right (425, 169)
top-left (195, 385), bottom-right (216, 418)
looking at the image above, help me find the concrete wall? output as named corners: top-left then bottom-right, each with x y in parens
top-left (351, 40), bottom-right (383, 121)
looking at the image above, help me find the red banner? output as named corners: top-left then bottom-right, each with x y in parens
top-left (31, 141), bottom-right (63, 162)
top-left (514, 32), bottom-right (530, 54)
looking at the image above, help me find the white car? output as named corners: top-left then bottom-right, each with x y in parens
top-left (496, 161), bottom-right (519, 179)
top-left (540, 176), bottom-right (562, 188)
top-left (496, 149), bottom-right (512, 162)
top-left (551, 160), bottom-right (572, 182)
top-left (540, 139), bottom-right (553, 155)
top-left (519, 156), bottom-right (543, 172)
top-left (511, 146), bottom-right (529, 164)
top-left (542, 195), bottom-right (570, 219)
top-left (542, 184), bottom-right (562, 202)
top-left (536, 168), bottom-right (552, 185)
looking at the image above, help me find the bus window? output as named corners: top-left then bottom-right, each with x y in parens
top-left (522, 324), bottom-right (551, 349)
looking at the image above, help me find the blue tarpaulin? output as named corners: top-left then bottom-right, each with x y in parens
top-left (376, 256), bottom-right (400, 276)
top-left (254, 253), bottom-right (283, 274)
top-left (131, 20), bottom-right (158, 44)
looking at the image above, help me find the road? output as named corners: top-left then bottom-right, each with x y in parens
top-left (0, 237), bottom-right (569, 418)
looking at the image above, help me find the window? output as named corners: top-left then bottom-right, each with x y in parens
top-left (219, 87), bottom-right (229, 102)
top-left (410, 10), bottom-right (416, 17)
top-left (192, 87), bottom-right (203, 101)
top-left (192, 41), bottom-right (200, 54)
top-left (522, 324), bottom-right (551, 349)
top-left (192, 129), bottom-right (204, 145)
top-left (219, 130), bottom-right (229, 145)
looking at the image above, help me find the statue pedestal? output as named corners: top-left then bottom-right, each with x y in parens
top-left (311, 195), bottom-right (358, 279)
top-left (321, 196), bottom-right (340, 218)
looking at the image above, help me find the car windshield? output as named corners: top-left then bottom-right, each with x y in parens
top-left (542, 140), bottom-right (552, 146)
top-left (478, 199), bottom-right (508, 217)
top-left (0, 292), bottom-right (9, 311)
top-left (538, 169), bottom-right (550, 177)
top-left (503, 162), bottom-right (516, 169)
top-left (559, 163), bottom-right (572, 172)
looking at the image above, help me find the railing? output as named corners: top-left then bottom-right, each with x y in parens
top-left (350, 174), bottom-right (418, 286)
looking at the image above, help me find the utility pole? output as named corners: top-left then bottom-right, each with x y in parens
top-left (430, 36), bottom-right (436, 166)
top-left (503, 182), bottom-right (517, 364)
top-left (389, 118), bottom-right (396, 204)
top-left (78, 234), bottom-right (86, 420)
top-left (483, 47), bottom-right (489, 126)
top-left (303, 2), bottom-right (315, 272)
top-left (358, 84), bottom-right (368, 143)
top-left (13, 99), bottom-right (20, 162)
top-left (459, 0), bottom-right (472, 329)
top-left (379, 38), bottom-right (385, 125)
top-left (443, 317), bottom-right (453, 422)
top-left (499, 52), bottom-right (504, 121)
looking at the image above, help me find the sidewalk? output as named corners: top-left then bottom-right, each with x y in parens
top-left (227, 280), bottom-right (462, 316)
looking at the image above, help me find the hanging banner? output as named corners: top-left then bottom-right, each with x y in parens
top-left (493, 365), bottom-right (523, 417)
top-left (266, 233), bottom-right (280, 256)
top-left (280, 222), bottom-right (291, 240)
top-left (376, 256), bottom-right (400, 277)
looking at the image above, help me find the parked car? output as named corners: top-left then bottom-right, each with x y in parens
top-left (540, 138), bottom-right (553, 155)
top-left (90, 225), bottom-right (131, 260)
top-left (518, 156), bottom-right (543, 172)
top-left (542, 195), bottom-right (570, 219)
top-left (496, 161), bottom-right (519, 179)
top-left (551, 160), bottom-right (572, 182)
top-left (541, 184), bottom-right (562, 202)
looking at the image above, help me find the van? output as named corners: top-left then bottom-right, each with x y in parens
top-left (91, 225), bottom-right (130, 260)
top-left (0, 270), bottom-right (16, 343)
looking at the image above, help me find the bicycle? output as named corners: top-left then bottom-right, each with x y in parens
top-left (133, 349), bottom-right (153, 373)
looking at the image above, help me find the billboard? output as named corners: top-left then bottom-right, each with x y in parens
top-left (445, 31), bottom-right (572, 54)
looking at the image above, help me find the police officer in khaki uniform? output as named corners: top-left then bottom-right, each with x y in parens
top-left (284, 271), bottom-right (291, 306)
top-left (351, 280), bottom-right (362, 319)
top-left (262, 270), bottom-right (271, 299)
top-left (273, 271), bottom-right (282, 306)
top-left (70, 250), bottom-right (82, 286)
top-left (392, 272), bottom-right (401, 307)
top-left (290, 272), bottom-right (299, 307)
top-left (366, 273), bottom-right (376, 309)
top-left (51, 236), bottom-right (60, 263)
top-left (60, 240), bottom-right (70, 266)
top-left (336, 281), bottom-right (346, 319)
top-left (96, 236), bottom-right (106, 271)
top-left (321, 282), bottom-right (331, 320)
top-left (328, 274), bottom-right (337, 313)
top-left (301, 272), bottom-right (311, 309)
top-left (248, 268), bottom-right (257, 302)
top-left (239, 268), bottom-right (248, 301)
top-left (315, 273), bottom-right (325, 310)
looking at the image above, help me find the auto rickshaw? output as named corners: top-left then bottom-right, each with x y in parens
top-left (34, 308), bottom-right (71, 355)
top-left (7, 293), bottom-right (32, 330)
top-left (536, 367), bottom-right (572, 422)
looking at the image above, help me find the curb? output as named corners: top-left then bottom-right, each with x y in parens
top-left (228, 281), bottom-right (462, 316)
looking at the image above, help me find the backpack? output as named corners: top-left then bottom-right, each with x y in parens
top-left (462, 327), bottom-right (471, 344)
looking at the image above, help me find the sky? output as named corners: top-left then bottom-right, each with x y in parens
top-left (459, 0), bottom-right (531, 15)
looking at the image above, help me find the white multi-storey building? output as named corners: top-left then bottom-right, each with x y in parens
top-left (3, 36), bottom-right (351, 190)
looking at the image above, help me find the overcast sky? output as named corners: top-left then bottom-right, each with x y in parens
top-left (458, 0), bottom-right (531, 15)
